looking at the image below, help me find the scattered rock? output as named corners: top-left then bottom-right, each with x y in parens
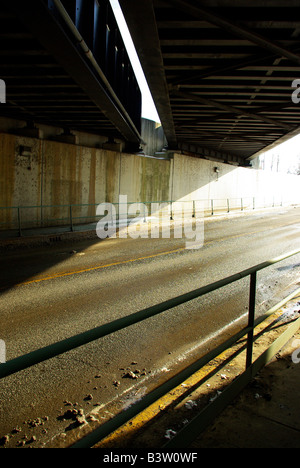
top-left (64, 400), bottom-right (73, 406)
top-left (113, 380), bottom-right (120, 387)
top-left (184, 400), bottom-right (197, 410)
top-left (0, 435), bottom-right (9, 446)
top-left (11, 427), bottom-right (21, 434)
top-left (87, 414), bottom-right (97, 423)
top-left (165, 429), bottom-right (177, 440)
top-left (28, 417), bottom-right (43, 428)
top-left (62, 408), bottom-right (79, 420)
top-left (84, 394), bottom-right (93, 401)
top-left (221, 374), bottom-right (228, 380)
top-left (60, 406), bottom-right (87, 426)
top-left (76, 409), bottom-right (87, 426)
top-left (27, 435), bottom-right (36, 444)
top-left (122, 370), bottom-right (138, 379)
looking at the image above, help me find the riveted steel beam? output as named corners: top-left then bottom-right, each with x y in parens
top-left (9, 0), bottom-right (142, 145)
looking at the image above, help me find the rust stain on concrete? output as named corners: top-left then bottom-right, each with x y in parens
top-left (87, 148), bottom-right (97, 218)
top-left (0, 134), bottom-right (16, 224)
top-left (106, 151), bottom-right (119, 204)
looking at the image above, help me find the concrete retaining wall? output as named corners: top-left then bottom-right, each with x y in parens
top-left (0, 131), bottom-right (299, 231)
top-left (171, 153), bottom-right (300, 212)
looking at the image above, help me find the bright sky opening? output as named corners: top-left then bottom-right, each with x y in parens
top-left (109, 0), bottom-right (160, 123)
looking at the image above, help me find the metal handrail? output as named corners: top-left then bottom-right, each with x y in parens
top-left (0, 196), bottom-right (287, 237)
top-left (0, 248), bottom-right (300, 448)
top-left (0, 196), bottom-right (283, 210)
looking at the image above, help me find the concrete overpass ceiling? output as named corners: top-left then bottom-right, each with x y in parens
top-left (119, 0), bottom-right (300, 165)
top-left (0, 0), bottom-right (142, 148)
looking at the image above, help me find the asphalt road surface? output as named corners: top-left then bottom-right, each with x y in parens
top-left (0, 206), bottom-right (299, 448)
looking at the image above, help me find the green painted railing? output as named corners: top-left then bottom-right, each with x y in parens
top-left (0, 196), bottom-right (286, 237)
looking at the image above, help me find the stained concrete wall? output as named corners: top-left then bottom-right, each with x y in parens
top-left (0, 133), bottom-right (122, 229)
top-left (119, 153), bottom-right (172, 203)
top-left (0, 132), bottom-right (172, 229)
top-left (0, 132), bottom-right (299, 231)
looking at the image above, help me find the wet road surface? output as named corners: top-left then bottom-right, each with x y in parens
top-left (0, 206), bottom-right (299, 447)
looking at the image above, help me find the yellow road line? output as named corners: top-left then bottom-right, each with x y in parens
top-left (11, 221), bottom-right (298, 288)
top-left (14, 247), bottom-right (185, 287)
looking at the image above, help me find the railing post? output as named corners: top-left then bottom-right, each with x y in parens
top-left (246, 272), bottom-right (257, 369)
top-left (211, 199), bottom-right (214, 215)
top-left (170, 201), bottom-right (173, 220)
top-left (70, 205), bottom-right (74, 232)
top-left (227, 198), bottom-right (230, 213)
top-left (17, 207), bottom-right (22, 237)
top-left (241, 197), bottom-right (243, 211)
